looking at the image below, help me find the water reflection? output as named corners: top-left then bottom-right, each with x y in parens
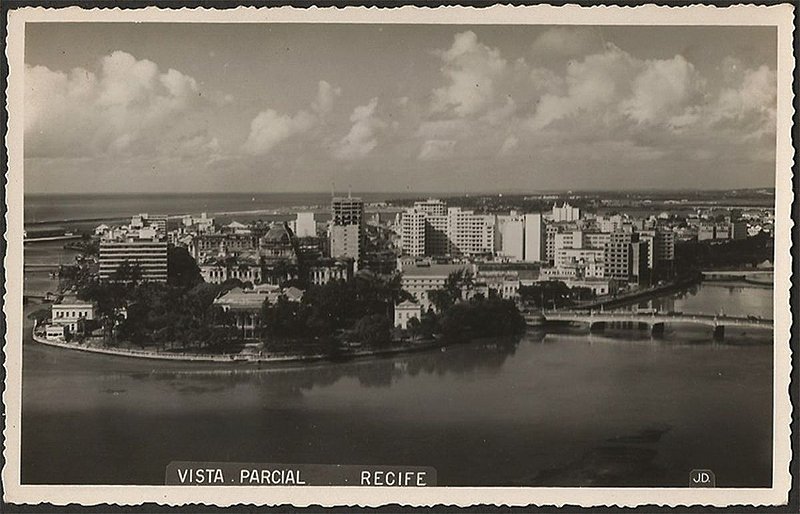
top-left (21, 282), bottom-right (773, 487)
top-left (121, 334), bottom-right (530, 397)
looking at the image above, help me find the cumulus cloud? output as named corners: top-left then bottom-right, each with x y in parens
top-left (431, 31), bottom-right (509, 117)
top-left (621, 55), bottom-right (705, 124)
top-left (531, 27), bottom-right (601, 60)
top-left (243, 79), bottom-right (341, 156)
top-left (530, 44), bottom-right (640, 129)
top-left (312, 80), bottom-right (342, 115)
top-left (242, 110), bottom-right (316, 156)
top-left (333, 98), bottom-right (386, 160)
top-left (711, 65), bottom-right (776, 130)
top-left (25, 51), bottom-right (210, 158)
top-left (418, 139), bottom-right (457, 161)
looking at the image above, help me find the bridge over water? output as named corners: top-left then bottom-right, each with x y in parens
top-left (529, 310), bottom-right (772, 340)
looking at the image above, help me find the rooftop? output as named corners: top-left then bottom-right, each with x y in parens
top-left (402, 263), bottom-right (469, 278)
top-left (263, 223), bottom-right (291, 243)
top-left (396, 300), bottom-right (420, 309)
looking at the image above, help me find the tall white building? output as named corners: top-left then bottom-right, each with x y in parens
top-left (554, 230), bottom-right (584, 253)
top-left (639, 229), bottom-right (676, 270)
top-left (399, 202), bottom-right (495, 258)
top-left (294, 212), bottom-right (317, 238)
top-left (400, 209), bottom-right (426, 257)
top-left (552, 202), bottom-right (581, 222)
top-left (523, 213), bottom-right (545, 262)
top-left (330, 197), bottom-right (364, 263)
top-left (447, 207), bottom-right (496, 257)
top-left (413, 198), bottom-right (446, 216)
top-left (545, 224), bottom-right (558, 263)
top-left (425, 214), bottom-right (449, 255)
top-left (498, 214), bottom-right (525, 261)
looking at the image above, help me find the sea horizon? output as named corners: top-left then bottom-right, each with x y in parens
top-left (23, 187), bottom-right (776, 197)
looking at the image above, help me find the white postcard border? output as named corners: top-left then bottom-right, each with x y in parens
top-left (2, 3), bottom-right (794, 508)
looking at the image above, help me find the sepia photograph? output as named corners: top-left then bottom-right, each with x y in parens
top-left (2, 3), bottom-right (794, 509)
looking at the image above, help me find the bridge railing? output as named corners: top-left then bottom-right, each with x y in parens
top-left (540, 311), bottom-right (771, 325)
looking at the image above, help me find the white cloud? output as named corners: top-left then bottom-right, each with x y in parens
top-left (622, 55), bottom-right (705, 124)
top-left (431, 31), bottom-right (509, 117)
top-left (243, 79), bottom-right (341, 156)
top-left (242, 110), bottom-right (316, 156)
top-left (529, 67), bottom-right (566, 95)
top-left (333, 98), bottom-right (385, 160)
top-left (531, 27), bottom-right (601, 60)
top-left (312, 80), bottom-right (342, 115)
top-left (418, 139), bottom-right (456, 161)
top-left (25, 51), bottom-right (210, 159)
top-left (711, 65), bottom-right (776, 128)
top-left (530, 44), bottom-right (639, 130)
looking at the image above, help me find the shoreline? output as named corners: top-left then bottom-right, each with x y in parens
top-left (570, 275), bottom-right (701, 311)
top-left (30, 329), bottom-right (445, 365)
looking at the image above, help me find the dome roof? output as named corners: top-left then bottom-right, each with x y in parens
top-left (263, 223), bottom-right (290, 243)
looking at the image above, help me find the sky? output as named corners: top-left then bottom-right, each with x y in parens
top-left (23, 23), bottom-right (777, 194)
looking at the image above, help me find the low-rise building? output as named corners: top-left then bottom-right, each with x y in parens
top-left (394, 300), bottom-right (422, 330)
top-left (190, 233), bottom-right (258, 261)
top-left (472, 270), bottom-right (521, 300)
top-left (214, 285), bottom-right (304, 339)
top-left (200, 261), bottom-right (262, 285)
top-left (308, 259), bottom-right (354, 286)
top-left (697, 225), bottom-right (716, 241)
top-left (51, 297), bottom-right (95, 334)
top-left (401, 263), bottom-right (472, 310)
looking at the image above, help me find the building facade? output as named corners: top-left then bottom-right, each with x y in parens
top-left (400, 209), bottom-right (426, 257)
top-left (394, 300), bottom-right (422, 330)
top-left (330, 197), bottom-right (365, 263)
top-left (552, 202), bottom-right (581, 222)
top-left (603, 232), bottom-right (649, 285)
top-left (99, 240), bottom-right (168, 282)
top-left (51, 297), bottom-right (96, 334)
top-left (294, 212), bottom-right (317, 238)
top-left (497, 214), bottom-right (525, 261)
top-left (523, 213), bottom-right (545, 262)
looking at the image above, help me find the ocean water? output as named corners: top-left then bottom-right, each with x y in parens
top-left (24, 193), bottom-right (424, 226)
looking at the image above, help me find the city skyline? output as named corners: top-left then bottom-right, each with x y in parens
top-left (25, 23), bottom-right (777, 194)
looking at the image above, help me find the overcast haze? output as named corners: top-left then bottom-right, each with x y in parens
top-left (24, 23), bottom-right (777, 194)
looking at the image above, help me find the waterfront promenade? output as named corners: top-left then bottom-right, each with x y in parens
top-left (31, 327), bottom-right (443, 364)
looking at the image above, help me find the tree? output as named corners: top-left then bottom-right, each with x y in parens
top-left (519, 281), bottom-right (572, 309)
top-left (429, 268), bottom-right (473, 312)
top-left (437, 297), bottom-right (525, 341)
top-left (262, 295), bottom-right (308, 338)
top-left (168, 245), bottom-right (202, 290)
top-left (353, 314), bottom-right (391, 347)
top-left (570, 286), bottom-right (595, 302)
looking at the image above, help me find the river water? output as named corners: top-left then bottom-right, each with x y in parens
top-left (20, 282), bottom-right (773, 487)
